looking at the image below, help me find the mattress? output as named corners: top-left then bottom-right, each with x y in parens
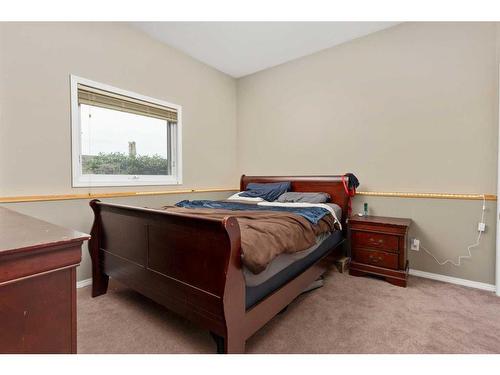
top-left (245, 230), bottom-right (344, 309)
top-left (244, 232), bottom-right (331, 287)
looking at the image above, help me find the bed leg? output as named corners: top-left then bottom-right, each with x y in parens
top-left (221, 216), bottom-right (246, 354)
top-left (224, 334), bottom-right (245, 354)
top-left (210, 332), bottom-right (245, 354)
top-left (89, 199), bottom-right (109, 298)
top-left (210, 332), bottom-right (225, 354)
top-left (92, 272), bottom-right (109, 297)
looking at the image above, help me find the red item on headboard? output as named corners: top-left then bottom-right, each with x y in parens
top-left (342, 174), bottom-right (357, 216)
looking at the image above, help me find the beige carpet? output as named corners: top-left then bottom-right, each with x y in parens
top-left (77, 269), bottom-right (500, 354)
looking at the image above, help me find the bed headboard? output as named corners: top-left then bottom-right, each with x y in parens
top-left (240, 174), bottom-right (351, 229)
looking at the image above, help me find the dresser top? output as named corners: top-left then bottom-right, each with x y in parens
top-left (0, 207), bottom-right (90, 255)
top-left (349, 215), bottom-right (412, 227)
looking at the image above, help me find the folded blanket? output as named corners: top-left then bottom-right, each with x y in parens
top-left (162, 204), bottom-right (338, 274)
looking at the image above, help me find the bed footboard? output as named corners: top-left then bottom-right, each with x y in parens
top-left (88, 200), bottom-right (245, 352)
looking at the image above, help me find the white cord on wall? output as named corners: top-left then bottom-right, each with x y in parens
top-left (419, 194), bottom-right (486, 267)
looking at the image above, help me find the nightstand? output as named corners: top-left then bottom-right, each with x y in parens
top-left (349, 215), bottom-right (412, 287)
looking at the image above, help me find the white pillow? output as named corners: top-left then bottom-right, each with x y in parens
top-left (226, 192), bottom-right (264, 202)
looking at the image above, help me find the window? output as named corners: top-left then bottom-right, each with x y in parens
top-left (70, 76), bottom-right (182, 187)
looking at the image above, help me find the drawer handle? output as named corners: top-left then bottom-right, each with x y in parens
top-left (368, 254), bottom-right (383, 263)
top-left (369, 237), bottom-right (384, 244)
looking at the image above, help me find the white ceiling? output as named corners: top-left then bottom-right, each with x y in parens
top-left (132, 22), bottom-right (399, 78)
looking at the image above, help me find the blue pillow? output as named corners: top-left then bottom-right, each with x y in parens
top-left (239, 182), bottom-right (291, 202)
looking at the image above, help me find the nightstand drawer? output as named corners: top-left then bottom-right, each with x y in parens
top-left (351, 231), bottom-right (399, 252)
top-left (352, 248), bottom-right (398, 269)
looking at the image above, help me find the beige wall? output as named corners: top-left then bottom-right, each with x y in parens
top-left (0, 22), bottom-right (238, 281)
top-left (0, 22), bottom-right (238, 196)
top-left (237, 22), bottom-right (498, 284)
top-left (352, 197), bottom-right (496, 284)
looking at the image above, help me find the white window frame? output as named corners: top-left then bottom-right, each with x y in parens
top-left (70, 75), bottom-right (183, 187)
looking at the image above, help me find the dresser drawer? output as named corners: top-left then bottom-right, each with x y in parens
top-left (351, 231), bottom-right (399, 252)
top-left (352, 248), bottom-right (399, 269)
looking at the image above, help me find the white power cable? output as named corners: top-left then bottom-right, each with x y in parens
top-left (419, 194), bottom-right (486, 267)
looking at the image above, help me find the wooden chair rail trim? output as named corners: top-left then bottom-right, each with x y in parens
top-left (0, 188), bottom-right (239, 204)
top-left (357, 191), bottom-right (496, 201)
top-left (0, 188), bottom-right (495, 204)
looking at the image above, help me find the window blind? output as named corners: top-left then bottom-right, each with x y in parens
top-left (77, 84), bottom-right (177, 122)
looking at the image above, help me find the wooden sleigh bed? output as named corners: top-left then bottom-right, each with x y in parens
top-left (88, 175), bottom-right (351, 353)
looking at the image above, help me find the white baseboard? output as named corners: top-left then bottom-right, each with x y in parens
top-left (76, 278), bottom-right (92, 289)
top-left (409, 269), bottom-right (496, 292)
top-left (77, 271), bottom-right (497, 293)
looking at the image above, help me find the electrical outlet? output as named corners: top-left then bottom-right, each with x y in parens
top-left (478, 222), bottom-right (486, 232)
top-left (410, 238), bottom-right (420, 251)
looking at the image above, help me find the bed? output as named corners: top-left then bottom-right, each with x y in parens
top-left (88, 175), bottom-right (351, 353)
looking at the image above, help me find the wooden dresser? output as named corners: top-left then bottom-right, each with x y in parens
top-left (349, 215), bottom-right (411, 287)
top-left (0, 207), bottom-right (89, 353)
